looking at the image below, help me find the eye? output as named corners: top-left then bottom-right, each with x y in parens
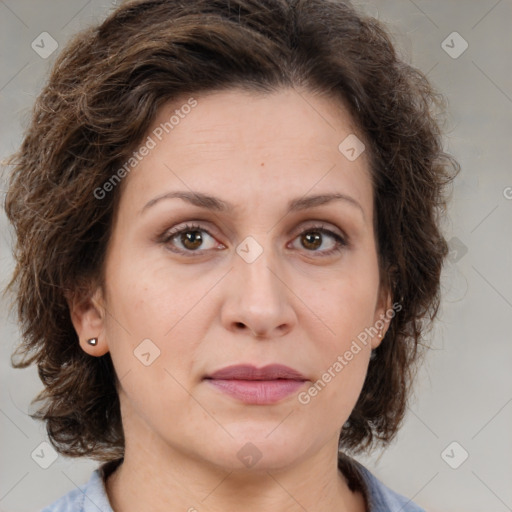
top-left (289, 224), bottom-right (347, 256)
top-left (159, 222), bottom-right (347, 257)
top-left (160, 223), bottom-right (224, 255)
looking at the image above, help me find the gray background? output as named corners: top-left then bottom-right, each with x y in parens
top-left (1, 1), bottom-right (511, 510)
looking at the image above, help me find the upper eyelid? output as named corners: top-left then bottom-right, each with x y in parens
top-left (164, 222), bottom-right (216, 239)
top-left (163, 221), bottom-right (346, 245)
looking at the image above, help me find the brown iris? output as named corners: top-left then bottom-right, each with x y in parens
top-left (181, 230), bottom-right (203, 250)
top-left (301, 231), bottom-right (322, 250)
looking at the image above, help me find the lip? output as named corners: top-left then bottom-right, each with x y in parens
top-left (204, 364), bottom-right (308, 405)
top-left (207, 364), bottom-right (307, 381)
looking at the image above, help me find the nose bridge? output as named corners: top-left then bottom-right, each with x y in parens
top-left (237, 236), bottom-right (283, 305)
top-left (222, 235), bottom-right (296, 337)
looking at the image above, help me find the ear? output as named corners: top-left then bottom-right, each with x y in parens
top-left (371, 282), bottom-right (393, 350)
top-left (66, 284), bottom-right (109, 357)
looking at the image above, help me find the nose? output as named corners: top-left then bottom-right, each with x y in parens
top-left (220, 246), bottom-right (297, 339)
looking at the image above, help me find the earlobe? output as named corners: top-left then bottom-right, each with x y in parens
top-left (80, 335), bottom-right (110, 356)
top-left (371, 286), bottom-right (393, 349)
top-left (66, 286), bottom-right (109, 357)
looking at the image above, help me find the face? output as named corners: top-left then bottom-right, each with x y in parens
top-left (74, 87), bottom-right (391, 472)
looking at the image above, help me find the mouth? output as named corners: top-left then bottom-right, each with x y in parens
top-left (204, 364), bottom-right (308, 405)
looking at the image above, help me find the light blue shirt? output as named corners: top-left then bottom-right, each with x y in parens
top-left (41, 457), bottom-right (425, 511)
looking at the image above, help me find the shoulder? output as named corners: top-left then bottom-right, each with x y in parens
top-left (40, 485), bottom-right (85, 512)
top-left (339, 454), bottom-right (426, 512)
top-left (39, 463), bottom-right (116, 512)
top-left (357, 464), bottom-right (426, 512)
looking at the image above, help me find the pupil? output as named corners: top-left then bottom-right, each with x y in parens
top-left (182, 230), bottom-right (202, 249)
top-left (303, 231), bottom-right (321, 249)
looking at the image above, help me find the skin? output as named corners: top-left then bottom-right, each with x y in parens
top-left (69, 87), bottom-right (391, 512)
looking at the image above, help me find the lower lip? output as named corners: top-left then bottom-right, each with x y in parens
top-left (206, 379), bottom-right (306, 404)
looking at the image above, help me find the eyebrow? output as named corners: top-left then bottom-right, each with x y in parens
top-left (141, 190), bottom-right (365, 219)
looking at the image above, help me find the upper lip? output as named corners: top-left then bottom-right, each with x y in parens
top-left (205, 364), bottom-right (307, 381)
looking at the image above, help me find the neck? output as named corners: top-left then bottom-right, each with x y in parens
top-left (105, 439), bottom-right (366, 512)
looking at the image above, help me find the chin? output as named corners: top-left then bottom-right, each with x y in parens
top-left (199, 425), bottom-right (311, 472)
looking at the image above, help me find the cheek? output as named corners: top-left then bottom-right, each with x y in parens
top-left (114, 366), bottom-right (200, 447)
top-left (105, 248), bottom-right (208, 339)
top-left (102, 250), bottom-right (219, 391)
top-left (297, 254), bottom-right (379, 405)
top-left (102, 266), bottom-right (201, 432)
top-left (297, 281), bottom-right (374, 426)
top-left (309, 258), bottom-right (380, 348)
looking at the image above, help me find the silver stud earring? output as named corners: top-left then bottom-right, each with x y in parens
top-left (87, 338), bottom-right (98, 346)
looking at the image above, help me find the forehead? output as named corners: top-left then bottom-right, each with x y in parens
top-left (118, 87), bottom-right (373, 219)
top-left (153, 87), bottom-right (362, 153)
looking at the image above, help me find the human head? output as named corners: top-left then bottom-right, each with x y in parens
top-left (3, 0), bottom-right (458, 462)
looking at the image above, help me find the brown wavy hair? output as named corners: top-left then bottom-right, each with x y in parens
top-left (3, 0), bottom-right (459, 461)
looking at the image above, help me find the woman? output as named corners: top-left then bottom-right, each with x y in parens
top-left (3, 0), bottom-right (459, 510)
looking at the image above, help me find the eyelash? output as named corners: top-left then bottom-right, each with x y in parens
top-left (159, 222), bottom-right (348, 257)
